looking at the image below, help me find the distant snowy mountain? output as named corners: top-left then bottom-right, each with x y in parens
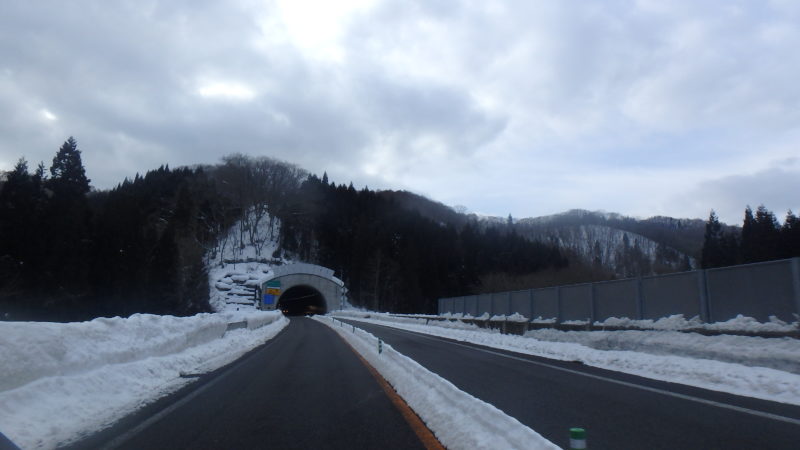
top-left (487, 209), bottom-right (703, 277)
top-left (377, 192), bottom-right (705, 278)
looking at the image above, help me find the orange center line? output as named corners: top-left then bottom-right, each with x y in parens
top-left (335, 331), bottom-right (446, 450)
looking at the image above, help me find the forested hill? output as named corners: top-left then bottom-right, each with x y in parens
top-left (276, 175), bottom-right (567, 313)
top-left (365, 196), bottom-right (709, 278)
top-left (0, 139), bottom-right (568, 320)
top-left (9, 139), bottom-right (790, 321)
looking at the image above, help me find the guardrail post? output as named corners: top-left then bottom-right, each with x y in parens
top-left (529, 289), bottom-right (535, 320)
top-left (556, 286), bottom-right (562, 324)
top-left (636, 277), bottom-right (644, 320)
top-left (698, 269), bottom-right (711, 323)
top-left (792, 257), bottom-right (800, 320)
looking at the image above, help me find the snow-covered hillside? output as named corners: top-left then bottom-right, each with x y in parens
top-left (525, 223), bottom-right (692, 275)
top-left (479, 209), bottom-right (701, 277)
top-left (207, 211), bottom-right (293, 312)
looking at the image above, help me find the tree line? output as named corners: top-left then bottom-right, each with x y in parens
top-left (1, 138), bottom-right (570, 319)
top-left (278, 174), bottom-right (568, 313)
top-left (0, 139), bottom-right (304, 321)
top-left (701, 206), bottom-right (800, 269)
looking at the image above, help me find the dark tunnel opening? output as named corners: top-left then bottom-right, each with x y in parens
top-left (277, 285), bottom-right (327, 316)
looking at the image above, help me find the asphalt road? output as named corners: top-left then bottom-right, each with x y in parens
top-left (71, 317), bottom-right (426, 450)
top-left (342, 319), bottom-right (800, 450)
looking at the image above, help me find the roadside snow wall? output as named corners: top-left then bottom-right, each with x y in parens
top-left (0, 312), bottom-right (280, 393)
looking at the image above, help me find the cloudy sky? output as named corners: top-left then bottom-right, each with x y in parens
top-left (1, 0), bottom-right (799, 224)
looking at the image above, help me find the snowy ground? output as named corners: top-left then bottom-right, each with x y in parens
top-left (317, 316), bottom-right (559, 449)
top-left (334, 311), bottom-right (800, 406)
top-left (0, 310), bottom-right (287, 450)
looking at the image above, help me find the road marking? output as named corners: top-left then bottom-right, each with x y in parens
top-left (333, 328), bottom-right (445, 450)
top-left (357, 320), bottom-right (800, 427)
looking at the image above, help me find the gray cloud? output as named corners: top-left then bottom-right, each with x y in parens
top-left (671, 161), bottom-right (800, 225)
top-left (0, 0), bottom-right (798, 221)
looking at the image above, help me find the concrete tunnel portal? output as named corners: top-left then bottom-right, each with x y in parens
top-left (258, 263), bottom-right (345, 316)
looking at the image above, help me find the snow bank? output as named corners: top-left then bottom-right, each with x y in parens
top-left (595, 314), bottom-right (799, 333)
top-left (337, 313), bottom-right (800, 406)
top-left (524, 328), bottom-right (800, 374)
top-left (317, 316), bottom-right (558, 450)
top-left (0, 313), bottom-right (228, 392)
top-left (0, 311), bottom-right (287, 450)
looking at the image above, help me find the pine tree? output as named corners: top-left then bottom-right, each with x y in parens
top-left (781, 210), bottom-right (800, 258)
top-left (701, 210), bottom-right (723, 268)
top-left (43, 137), bottom-right (93, 307)
top-left (49, 137), bottom-right (91, 196)
top-left (740, 206), bottom-right (756, 263)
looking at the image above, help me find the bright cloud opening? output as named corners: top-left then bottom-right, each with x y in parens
top-left (40, 108), bottom-right (57, 121)
top-left (197, 82), bottom-right (256, 101)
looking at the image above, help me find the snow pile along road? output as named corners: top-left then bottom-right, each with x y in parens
top-left (0, 311), bottom-right (288, 450)
top-left (335, 311), bottom-right (800, 406)
top-left (0, 313), bottom-right (228, 392)
top-left (318, 316), bottom-right (558, 450)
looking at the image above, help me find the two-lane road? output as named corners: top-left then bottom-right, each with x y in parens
top-left (71, 317), bottom-right (428, 450)
top-left (342, 319), bottom-right (800, 450)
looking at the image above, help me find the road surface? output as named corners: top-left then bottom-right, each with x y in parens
top-left (342, 319), bottom-right (800, 450)
top-left (70, 317), bottom-right (428, 450)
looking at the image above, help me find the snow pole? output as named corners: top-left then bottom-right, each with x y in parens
top-left (569, 428), bottom-right (587, 449)
top-left (378, 338), bottom-right (383, 354)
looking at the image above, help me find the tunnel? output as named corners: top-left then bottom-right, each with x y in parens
top-left (277, 285), bottom-right (328, 316)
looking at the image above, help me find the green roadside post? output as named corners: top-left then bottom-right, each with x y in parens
top-left (569, 428), bottom-right (587, 449)
top-left (378, 339), bottom-right (383, 354)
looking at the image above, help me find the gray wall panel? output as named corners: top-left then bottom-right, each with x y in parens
top-left (707, 260), bottom-right (796, 322)
top-left (532, 288), bottom-right (558, 320)
top-left (510, 290), bottom-right (533, 318)
top-left (465, 296), bottom-right (478, 316)
top-left (641, 272), bottom-right (701, 320)
top-left (477, 294), bottom-right (493, 316)
top-left (560, 284), bottom-right (593, 321)
top-left (454, 297), bottom-right (466, 315)
top-left (493, 292), bottom-right (512, 315)
top-left (594, 279), bottom-right (638, 321)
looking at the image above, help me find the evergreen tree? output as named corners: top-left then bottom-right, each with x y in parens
top-left (740, 206), bottom-right (756, 263)
top-left (701, 210), bottom-right (723, 268)
top-left (42, 137), bottom-right (93, 311)
top-left (49, 136), bottom-right (90, 196)
top-left (741, 205), bottom-right (780, 263)
top-left (781, 210), bottom-right (800, 258)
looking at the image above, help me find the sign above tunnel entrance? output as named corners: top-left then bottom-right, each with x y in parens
top-left (263, 280), bottom-right (281, 305)
top-left (265, 279), bottom-right (281, 296)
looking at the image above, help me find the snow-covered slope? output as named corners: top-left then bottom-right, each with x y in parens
top-left (482, 209), bottom-right (702, 277)
top-left (207, 212), bottom-right (293, 312)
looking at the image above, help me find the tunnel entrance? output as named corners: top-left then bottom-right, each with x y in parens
top-left (277, 285), bottom-right (328, 316)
